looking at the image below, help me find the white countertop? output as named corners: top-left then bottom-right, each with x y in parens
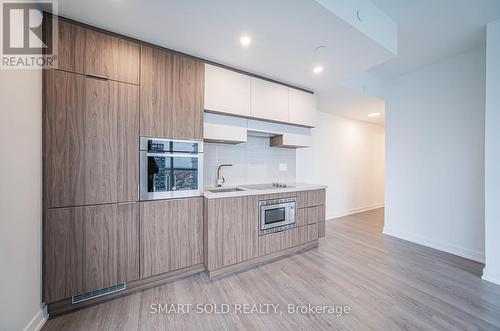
top-left (203, 182), bottom-right (327, 199)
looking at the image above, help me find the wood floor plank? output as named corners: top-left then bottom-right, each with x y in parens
top-left (42, 208), bottom-right (500, 331)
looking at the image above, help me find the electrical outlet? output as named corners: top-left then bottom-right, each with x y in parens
top-left (279, 163), bottom-right (288, 172)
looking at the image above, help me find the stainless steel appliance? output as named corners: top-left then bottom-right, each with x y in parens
top-left (140, 137), bottom-right (203, 200)
top-left (259, 197), bottom-right (296, 235)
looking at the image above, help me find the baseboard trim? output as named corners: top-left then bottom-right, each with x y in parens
top-left (328, 203), bottom-right (384, 220)
top-left (383, 226), bottom-right (484, 263)
top-left (23, 306), bottom-right (47, 331)
top-left (482, 268), bottom-right (500, 285)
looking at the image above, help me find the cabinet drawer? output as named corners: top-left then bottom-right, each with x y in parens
top-left (308, 223), bottom-right (319, 242)
top-left (296, 189), bottom-right (325, 208)
top-left (296, 206), bottom-right (325, 226)
top-left (44, 203), bottom-right (139, 303)
top-left (259, 226), bottom-right (309, 255)
top-left (140, 198), bottom-right (203, 278)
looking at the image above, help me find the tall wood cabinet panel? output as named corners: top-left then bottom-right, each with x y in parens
top-left (44, 70), bottom-right (139, 208)
top-left (140, 198), bottom-right (204, 278)
top-left (205, 196), bottom-right (259, 270)
top-left (85, 29), bottom-right (140, 84)
top-left (140, 45), bottom-right (204, 140)
top-left (44, 203), bottom-right (139, 303)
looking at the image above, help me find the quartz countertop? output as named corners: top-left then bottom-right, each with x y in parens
top-left (203, 182), bottom-right (327, 199)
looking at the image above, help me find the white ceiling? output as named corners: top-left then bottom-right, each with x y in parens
top-left (324, 0), bottom-right (500, 125)
top-left (369, 0), bottom-right (500, 80)
top-left (57, 0), bottom-right (393, 90)
top-left (56, 0), bottom-right (500, 127)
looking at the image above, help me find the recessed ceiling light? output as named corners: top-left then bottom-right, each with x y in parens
top-left (240, 36), bottom-right (251, 47)
top-left (368, 112), bottom-right (381, 117)
top-left (313, 66), bottom-right (323, 74)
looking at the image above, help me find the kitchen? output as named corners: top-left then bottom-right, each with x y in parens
top-left (41, 13), bottom-right (326, 315)
top-left (3, 1), bottom-right (500, 330)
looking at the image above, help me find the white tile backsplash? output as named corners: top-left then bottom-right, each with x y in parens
top-left (204, 136), bottom-right (296, 187)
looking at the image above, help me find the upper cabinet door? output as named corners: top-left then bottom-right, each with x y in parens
top-left (85, 29), bottom-right (140, 84)
top-left (140, 46), bottom-right (173, 138)
top-left (140, 46), bottom-right (204, 140)
top-left (204, 64), bottom-right (251, 117)
top-left (289, 88), bottom-right (316, 127)
top-left (251, 78), bottom-right (289, 123)
top-left (171, 54), bottom-right (204, 140)
top-left (43, 17), bottom-right (85, 73)
top-left (44, 70), bottom-right (139, 208)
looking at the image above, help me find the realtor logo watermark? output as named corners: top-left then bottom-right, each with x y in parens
top-left (1, 0), bottom-right (58, 68)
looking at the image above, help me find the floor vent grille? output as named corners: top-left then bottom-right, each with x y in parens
top-left (72, 283), bottom-right (126, 304)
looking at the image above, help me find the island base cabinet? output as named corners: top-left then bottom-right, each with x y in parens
top-left (140, 198), bottom-right (203, 278)
top-left (44, 203), bottom-right (140, 303)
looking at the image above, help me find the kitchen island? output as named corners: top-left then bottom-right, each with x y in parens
top-left (204, 183), bottom-right (327, 279)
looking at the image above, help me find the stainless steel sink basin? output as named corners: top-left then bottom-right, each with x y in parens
top-left (207, 187), bottom-right (246, 193)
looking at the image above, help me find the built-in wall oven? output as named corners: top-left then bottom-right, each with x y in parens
top-left (140, 137), bottom-right (203, 200)
top-left (259, 197), bottom-right (296, 235)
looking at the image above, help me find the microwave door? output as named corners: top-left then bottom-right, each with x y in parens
top-left (265, 208), bottom-right (286, 225)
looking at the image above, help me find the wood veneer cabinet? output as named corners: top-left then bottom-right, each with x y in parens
top-left (85, 29), bottom-right (140, 84)
top-left (44, 15), bottom-right (140, 84)
top-left (205, 196), bottom-right (259, 270)
top-left (140, 45), bottom-right (204, 140)
top-left (43, 70), bottom-right (139, 208)
top-left (44, 203), bottom-right (140, 303)
top-left (140, 198), bottom-right (204, 278)
top-left (205, 189), bottom-right (326, 278)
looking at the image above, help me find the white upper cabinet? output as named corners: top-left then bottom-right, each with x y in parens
top-left (251, 78), bottom-right (289, 123)
top-left (204, 64), bottom-right (251, 117)
top-left (204, 64), bottom-right (316, 128)
top-left (288, 88), bottom-right (316, 127)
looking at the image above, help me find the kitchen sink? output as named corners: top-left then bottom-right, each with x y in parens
top-left (207, 187), bottom-right (246, 193)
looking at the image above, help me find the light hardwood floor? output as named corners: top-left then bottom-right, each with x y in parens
top-left (42, 208), bottom-right (500, 330)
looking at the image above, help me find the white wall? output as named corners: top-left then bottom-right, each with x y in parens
top-left (204, 135), bottom-right (296, 187)
top-left (0, 69), bottom-right (45, 330)
top-left (484, 19), bottom-right (500, 285)
top-left (296, 112), bottom-right (385, 220)
top-left (384, 48), bottom-right (486, 262)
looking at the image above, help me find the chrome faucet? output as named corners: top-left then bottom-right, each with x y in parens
top-left (216, 164), bottom-right (233, 187)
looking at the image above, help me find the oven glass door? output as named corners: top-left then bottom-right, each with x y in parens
top-left (148, 154), bottom-right (199, 193)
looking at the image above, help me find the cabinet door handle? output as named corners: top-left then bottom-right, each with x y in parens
top-left (86, 73), bottom-right (108, 80)
top-left (117, 201), bottom-right (137, 206)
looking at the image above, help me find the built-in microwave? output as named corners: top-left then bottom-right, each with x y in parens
top-left (139, 137), bottom-right (203, 200)
top-left (259, 197), bottom-right (296, 235)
